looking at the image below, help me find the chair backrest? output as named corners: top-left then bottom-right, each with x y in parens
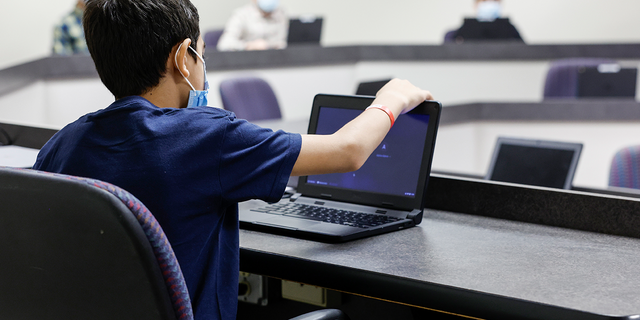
top-left (609, 146), bottom-right (640, 189)
top-left (204, 29), bottom-right (224, 49)
top-left (219, 76), bottom-right (282, 121)
top-left (443, 29), bottom-right (458, 43)
top-left (0, 167), bottom-right (193, 320)
top-left (543, 58), bottom-right (615, 99)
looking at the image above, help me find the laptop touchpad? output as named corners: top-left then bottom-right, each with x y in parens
top-left (259, 216), bottom-right (321, 229)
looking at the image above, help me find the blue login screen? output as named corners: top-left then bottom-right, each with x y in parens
top-left (305, 107), bottom-right (430, 198)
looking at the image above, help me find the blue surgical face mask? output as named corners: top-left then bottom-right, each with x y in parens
top-left (477, 1), bottom-right (502, 22)
top-left (175, 42), bottom-right (209, 108)
top-left (257, 0), bottom-right (279, 13)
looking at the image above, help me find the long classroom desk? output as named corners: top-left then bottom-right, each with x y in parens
top-left (4, 107), bottom-right (640, 319)
top-left (4, 42), bottom-right (640, 320)
top-left (3, 42), bottom-right (640, 127)
top-left (239, 175), bottom-right (640, 320)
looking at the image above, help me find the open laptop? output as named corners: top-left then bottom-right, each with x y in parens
top-left (577, 65), bottom-right (637, 98)
top-left (287, 17), bottom-right (323, 45)
top-left (485, 137), bottom-right (582, 190)
top-left (240, 94), bottom-right (442, 242)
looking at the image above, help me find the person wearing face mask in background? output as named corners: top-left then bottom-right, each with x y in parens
top-left (476, 0), bottom-right (503, 22)
top-left (444, 0), bottom-right (523, 44)
top-left (217, 0), bottom-right (288, 51)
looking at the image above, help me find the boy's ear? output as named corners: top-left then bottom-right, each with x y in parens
top-left (174, 38), bottom-right (192, 78)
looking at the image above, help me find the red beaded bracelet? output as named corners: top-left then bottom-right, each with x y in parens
top-left (366, 104), bottom-right (395, 128)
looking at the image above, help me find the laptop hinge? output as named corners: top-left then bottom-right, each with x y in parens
top-left (381, 202), bottom-right (394, 208)
top-left (320, 193), bottom-right (332, 199)
top-left (407, 209), bottom-right (424, 224)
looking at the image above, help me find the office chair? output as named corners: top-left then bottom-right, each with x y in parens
top-left (609, 146), bottom-right (640, 189)
top-left (443, 29), bottom-right (458, 43)
top-left (543, 58), bottom-right (615, 98)
top-left (0, 167), bottom-right (192, 320)
top-left (204, 29), bottom-right (224, 49)
top-left (0, 167), bottom-right (347, 320)
top-left (219, 76), bottom-right (282, 121)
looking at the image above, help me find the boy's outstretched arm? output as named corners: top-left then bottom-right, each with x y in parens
top-left (291, 79), bottom-right (433, 177)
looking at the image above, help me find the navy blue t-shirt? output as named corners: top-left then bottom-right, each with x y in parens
top-left (33, 96), bottom-right (302, 320)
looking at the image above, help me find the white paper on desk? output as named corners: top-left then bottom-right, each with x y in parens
top-left (0, 145), bottom-right (40, 168)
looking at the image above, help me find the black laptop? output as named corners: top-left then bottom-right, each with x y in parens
top-left (577, 66), bottom-right (637, 98)
top-left (239, 94), bottom-right (442, 242)
top-left (287, 17), bottom-right (323, 45)
top-left (485, 137), bottom-right (583, 190)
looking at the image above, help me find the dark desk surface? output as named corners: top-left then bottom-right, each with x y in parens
top-left (239, 212), bottom-right (640, 319)
top-left (238, 154), bottom-right (640, 320)
top-left (209, 43), bottom-right (640, 71)
top-left (239, 177), bottom-right (640, 320)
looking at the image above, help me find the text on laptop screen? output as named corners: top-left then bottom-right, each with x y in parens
top-left (305, 107), bottom-right (430, 198)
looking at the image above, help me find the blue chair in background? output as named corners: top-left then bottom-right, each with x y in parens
top-left (219, 76), bottom-right (282, 121)
top-left (609, 146), bottom-right (640, 189)
top-left (204, 29), bottom-right (224, 49)
top-left (543, 58), bottom-right (616, 99)
top-left (443, 29), bottom-right (458, 43)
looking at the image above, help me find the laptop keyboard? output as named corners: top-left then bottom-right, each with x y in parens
top-left (250, 203), bottom-right (401, 228)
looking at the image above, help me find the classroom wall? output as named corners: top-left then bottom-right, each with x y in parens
top-left (2, 0), bottom-right (640, 190)
top-left (433, 122), bottom-right (640, 189)
top-left (3, 60), bottom-right (639, 189)
top-left (3, 0), bottom-right (640, 70)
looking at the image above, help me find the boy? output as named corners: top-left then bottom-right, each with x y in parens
top-left (33, 0), bottom-right (432, 319)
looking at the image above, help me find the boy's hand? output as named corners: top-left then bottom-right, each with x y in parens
top-left (373, 79), bottom-right (434, 116)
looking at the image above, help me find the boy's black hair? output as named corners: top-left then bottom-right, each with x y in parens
top-left (83, 0), bottom-right (200, 99)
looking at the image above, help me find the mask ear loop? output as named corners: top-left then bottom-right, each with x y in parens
top-left (189, 46), bottom-right (210, 91)
top-left (175, 42), bottom-right (197, 91)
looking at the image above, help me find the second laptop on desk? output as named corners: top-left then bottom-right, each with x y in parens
top-left (239, 94), bottom-right (442, 242)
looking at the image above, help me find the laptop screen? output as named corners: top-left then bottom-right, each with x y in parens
top-left (486, 137), bottom-right (582, 189)
top-left (287, 17), bottom-right (323, 45)
top-left (355, 79), bottom-right (392, 96)
top-left (577, 66), bottom-right (637, 98)
top-left (304, 107), bottom-right (431, 198)
top-left (297, 95), bottom-right (441, 211)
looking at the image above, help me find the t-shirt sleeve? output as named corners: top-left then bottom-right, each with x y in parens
top-left (218, 118), bottom-right (302, 203)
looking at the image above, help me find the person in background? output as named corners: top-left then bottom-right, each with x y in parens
top-left (444, 0), bottom-right (523, 43)
top-left (52, 0), bottom-right (89, 55)
top-left (217, 0), bottom-right (288, 51)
